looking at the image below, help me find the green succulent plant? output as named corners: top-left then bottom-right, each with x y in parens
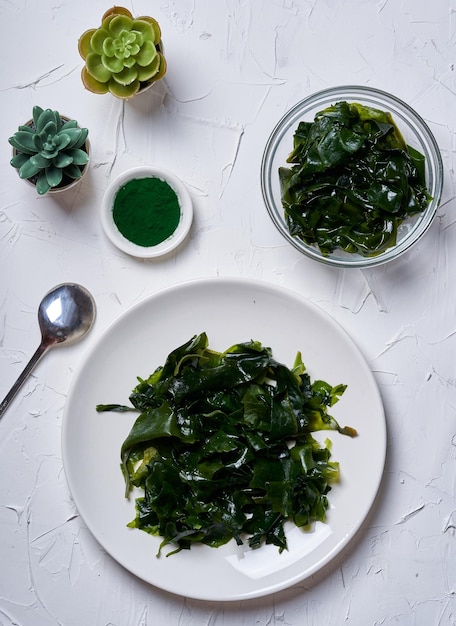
top-left (78, 6), bottom-right (166, 100)
top-left (9, 106), bottom-right (89, 195)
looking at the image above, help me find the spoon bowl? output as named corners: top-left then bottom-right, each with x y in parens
top-left (0, 283), bottom-right (96, 418)
top-left (38, 283), bottom-right (96, 348)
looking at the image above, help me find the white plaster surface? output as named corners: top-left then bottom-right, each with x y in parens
top-left (0, 0), bottom-right (455, 623)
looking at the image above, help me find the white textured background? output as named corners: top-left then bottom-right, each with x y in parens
top-left (0, 0), bottom-right (455, 624)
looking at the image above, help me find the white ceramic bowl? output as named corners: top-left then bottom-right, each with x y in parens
top-left (101, 166), bottom-right (193, 258)
top-left (261, 85), bottom-right (443, 268)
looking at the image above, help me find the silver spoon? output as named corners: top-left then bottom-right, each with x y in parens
top-left (0, 283), bottom-right (96, 418)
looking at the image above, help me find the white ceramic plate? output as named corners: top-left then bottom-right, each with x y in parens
top-left (62, 278), bottom-right (386, 601)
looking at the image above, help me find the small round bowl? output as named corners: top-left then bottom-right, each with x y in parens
top-left (261, 85), bottom-right (443, 268)
top-left (101, 166), bottom-right (193, 258)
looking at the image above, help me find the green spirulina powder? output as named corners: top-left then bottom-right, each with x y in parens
top-left (113, 177), bottom-right (181, 247)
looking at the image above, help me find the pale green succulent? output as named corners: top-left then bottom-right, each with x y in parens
top-left (9, 106), bottom-right (89, 195)
top-left (78, 7), bottom-right (166, 100)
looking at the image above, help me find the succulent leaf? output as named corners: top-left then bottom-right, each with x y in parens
top-left (108, 15), bottom-right (133, 37)
top-left (61, 120), bottom-right (78, 131)
top-left (135, 40), bottom-right (157, 67)
top-left (102, 36), bottom-right (116, 57)
top-left (87, 52), bottom-right (112, 82)
top-left (123, 31), bottom-right (137, 47)
top-left (90, 28), bottom-right (109, 56)
top-left (100, 14), bottom-right (117, 31)
top-left (66, 148), bottom-right (89, 166)
top-left (102, 6), bottom-right (133, 21)
top-left (30, 154), bottom-right (52, 169)
top-left (20, 159), bottom-right (42, 180)
top-left (10, 152), bottom-right (29, 169)
top-left (76, 128), bottom-right (89, 148)
top-left (81, 66), bottom-right (110, 94)
top-left (53, 153), bottom-right (73, 168)
top-left (136, 54), bottom-right (161, 82)
top-left (33, 134), bottom-right (43, 151)
top-left (137, 16), bottom-right (161, 43)
top-left (9, 132), bottom-right (36, 154)
top-left (112, 65), bottom-right (138, 86)
top-left (64, 163), bottom-right (84, 179)
top-left (101, 53), bottom-right (124, 74)
top-left (122, 55), bottom-right (136, 69)
top-left (36, 109), bottom-right (57, 133)
top-left (124, 41), bottom-right (141, 58)
top-left (45, 165), bottom-right (63, 188)
top-left (32, 106), bottom-right (44, 128)
top-left (41, 120), bottom-right (58, 138)
top-left (36, 171), bottom-right (51, 195)
top-left (56, 134), bottom-right (71, 151)
top-left (78, 29), bottom-right (97, 59)
top-left (132, 30), bottom-right (145, 47)
top-left (132, 19), bottom-right (155, 42)
top-left (154, 55), bottom-right (167, 81)
top-left (109, 77), bottom-right (140, 99)
top-left (63, 128), bottom-right (83, 149)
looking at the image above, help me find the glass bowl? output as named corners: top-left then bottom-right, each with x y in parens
top-left (261, 85), bottom-right (443, 269)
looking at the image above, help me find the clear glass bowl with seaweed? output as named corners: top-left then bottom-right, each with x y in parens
top-left (261, 86), bottom-right (443, 268)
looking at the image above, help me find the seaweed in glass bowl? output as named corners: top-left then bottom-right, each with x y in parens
top-left (261, 86), bottom-right (443, 269)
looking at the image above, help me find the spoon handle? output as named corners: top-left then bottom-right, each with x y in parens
top-left (0, 343), bottom-right (47, 419)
